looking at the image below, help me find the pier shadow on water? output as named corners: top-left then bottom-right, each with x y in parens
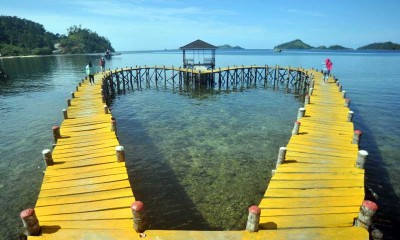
top-left (107, 86), bottom-right (299, 231)
top-left (352, 104), bottom-right (400, 240)
top-left (111, 98), bottom-right (211, 230)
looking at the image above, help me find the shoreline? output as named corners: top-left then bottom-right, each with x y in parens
top-left (0, 53), bottom-right (105, 59)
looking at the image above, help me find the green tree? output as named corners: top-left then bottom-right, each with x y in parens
top-left (59, 25), bottom-right (114, 54)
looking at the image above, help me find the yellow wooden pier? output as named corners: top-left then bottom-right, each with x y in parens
top-left (26, 69), bottom-right (369, 239)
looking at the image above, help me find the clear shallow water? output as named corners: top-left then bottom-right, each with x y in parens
top-left (0, 50), bottom-right (399, 239)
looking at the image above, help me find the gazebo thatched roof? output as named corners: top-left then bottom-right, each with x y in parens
top-left (180, 39), bottom-right (217, 50)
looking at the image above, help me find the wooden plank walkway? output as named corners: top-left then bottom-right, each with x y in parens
top-left (258, 70), bottom-right (368, 238)
top-left (28, 69), bottom-right (368, 239)
top-left (31, 73), bottom-right (138, 239)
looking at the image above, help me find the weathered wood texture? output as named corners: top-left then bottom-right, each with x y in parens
top-left (29, 70), bottom-right (368, 239)
top-left (30, 73), bottom-right (136, 239)
top-left (258, 70), bottom-right (368, 238)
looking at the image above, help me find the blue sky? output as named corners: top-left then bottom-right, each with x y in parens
top-left (2, 0), bottom-right (400, 51)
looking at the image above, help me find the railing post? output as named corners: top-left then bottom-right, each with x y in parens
top-left (272, 146), bottom-right (287, 175)
top-left (116, 146), bottom-right (125, 162)
top-left (344, 98), bottom-right (351, 107)
top-left (297, 107), bottom-right (306, 120)
top-left (352, 130), bottom-right (362, 145)
top-left (355, 150), bottom-right (368, 169)
top-left (292, 121), bottom-right (301, 136)
top-left (52, 126), bottom-right (61, 143)
top-left (111, 117), bottom-right (117, 132)
top-left (62, 109), bottom-right (68, 119)
top-left (305, 94), bottom-right (310, 105)
top-left (347, 111), bottom-right (354, 122)
top-left (42, 149), bottom-right (53, 166)
top-left (354, 200), bottom-right (378, 229)
top-left (131, 201), bottom-right (145, 233)
top-left (246, 205), bottom-right (261, 232)
top-left (20, 208), bottom-right (41, 236)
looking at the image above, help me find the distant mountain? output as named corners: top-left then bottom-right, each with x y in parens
top-left (274, 39), bottom-right (313, 49)
top-left (315, 45), bottom-right (351, 50)
top-left (0, 16), bottom-right (114, 56)
top-left (357, 41), bottom-right (400, 50)
top-left (217, 44), bottom-right (244, 50)
top-left (275, 39), bottom-right (354, 50)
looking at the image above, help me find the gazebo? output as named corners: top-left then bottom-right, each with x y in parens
top-left (180, 39), bottom-right (217, 70)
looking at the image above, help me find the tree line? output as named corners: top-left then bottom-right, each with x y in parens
top-left (0, 16), bottom-right (114, 56)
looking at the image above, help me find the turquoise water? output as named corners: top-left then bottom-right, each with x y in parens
top-left (0, 50), bottom-right (399, 239)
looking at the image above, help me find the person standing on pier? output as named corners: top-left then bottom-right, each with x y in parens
top-left (99, 57), bottom-right (106, 72)
top-left (86, 61), bottom-right (95, 85)
top-left (322, 58), bottom-right (333, 83)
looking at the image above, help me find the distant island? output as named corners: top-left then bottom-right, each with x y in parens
top-left (274, 39), bottom-right (400, 51)
top-left (217, 44), bottom-right (244, 50)
top-left (357, 41), bottom-right (400, 50)
top-left (0, 16), bottom-right (114, 56)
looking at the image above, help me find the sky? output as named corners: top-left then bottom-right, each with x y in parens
top-left (1, 0), bottom-right (400, 51)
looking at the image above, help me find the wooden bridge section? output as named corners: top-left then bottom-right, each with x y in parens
top-left (26, 67), bottom-right (369, 239)
top-left (30, 74), bottom-right (138, 239)
top-left (259, 70), bottom-right (368, 238)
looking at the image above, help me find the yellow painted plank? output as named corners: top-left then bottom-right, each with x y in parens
top-left (43, 162), bottom-right (126, 176)
top-left (259, 196), bottom-right (363, 209)
top-left (43, 167), bottom-right (127, 182)
top-left (260, 206), bottom-right (359, 217)
top-left (259, 213), bottom-right (357, 229)
top-left (36, 187), bottom-right (133, 207)
top-left (276, 164), bottom-right (364, 174)
top-left (263, 187), bottom-right (364, 198)
top-left (35, 196), bottom-right (133, 216)
top-left (271, 172), bottom-right (363, 180)
top-left (38, 179), bottom-right (131, 197)
top-left (29, 228), bottom-right (368, 240)
top-left (41, 172), bottom-right (129, 190)
top-left (267, 179), bottom-right (363, 189)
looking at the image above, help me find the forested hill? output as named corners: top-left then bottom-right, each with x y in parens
top-left (357, 41), bottom-right (400, 50)
top-left (59, 25), bottom-right (114, 54)
top-left (0, 16), bottom-right (114, 56)
top-left (0, 16), bottom-right (57, 56)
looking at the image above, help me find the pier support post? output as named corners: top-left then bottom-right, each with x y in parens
top-left (352, 130), bottom-right (362, 145)
top-left (309, 87), bottom-right (314, 96)
top-left (354, 200), bottom-right (378, 229)
top-left (246, 205), bottom-right (261, 232)
top-left (62, 109), bottom-right (68, 119)
top-left (344, 98), bottom-right (351, 107)
top-left (20, 208), bottom-right (41, 236)
top-left (342, 90), bottom-right (346, 98)
top-left (338, 84), bottom-right (342, 92)
top-left (355, 150), bottom-right (368, 169)
top-left (67, 98), bottom-right (71, 107)
top-left (297, 108), bottom-right (306, 120)
top-left (71, 92), bottom-right (75, 98)
top-left (292, 121), bottom-right (301, 136)
top-left (76, 86), bottom-right (79, 92)
top-left (111, 117), bottom-right (117, 132)
top-left (371, 229), bottom-right (383, 240)
top-left (42, 149), bottom-right (53, 166)
top-left (305, 95), bottom-right (310, 105)
top-left (116, 146), bottom-right (125, 162)
top-left (131, 201), bottom-right (145, 233)
top-left (347, 111), bottom-right (354, 122)
top-left (52, 126), bottom-right (61, 143)
top-left (104, 105), bottom-right (109, 114)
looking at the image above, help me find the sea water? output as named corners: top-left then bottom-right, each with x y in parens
top-left (0, 50), bottom-right (399, 239)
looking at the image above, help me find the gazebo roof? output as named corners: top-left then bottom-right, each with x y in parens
top-left (180, 39), bottom-right (217, 50)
